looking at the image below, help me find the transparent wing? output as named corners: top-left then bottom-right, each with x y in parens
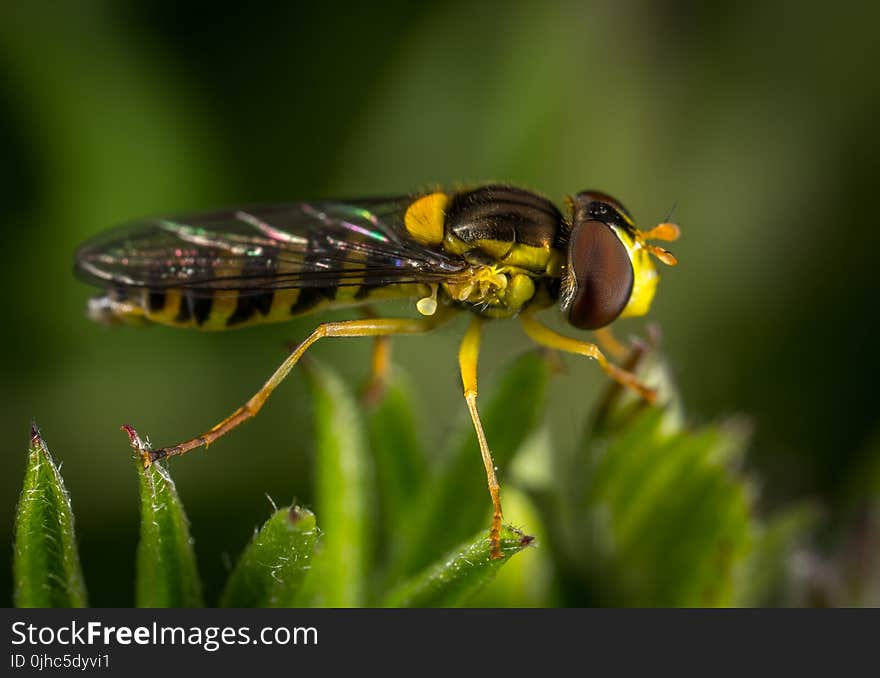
top-left (74, 198), bottom-right (467, 298)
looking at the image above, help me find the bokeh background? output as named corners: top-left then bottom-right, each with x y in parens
top-left (2, 0), bottom-right (879, 606)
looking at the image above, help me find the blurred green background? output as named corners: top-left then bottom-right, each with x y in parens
top-left (2, 0), bottom-right (879, 606)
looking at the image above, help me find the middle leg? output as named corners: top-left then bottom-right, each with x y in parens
top-left (458, 314), bottom-right (505, 560)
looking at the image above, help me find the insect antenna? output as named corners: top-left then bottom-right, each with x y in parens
top-left (636, 219), bottom-right (681, 266)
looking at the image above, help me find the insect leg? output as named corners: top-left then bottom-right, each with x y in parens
top-left (458, 315), bottom-right (504, 560)
top-left (520, 310), bottom-right (657, 403)
top-left (359, 305), bottom-right (391, 406)
top-left (362, 335), bottom-right (392, 406)
top-left (146, 310), bottom-right (455, 464)
top-left (593, 326), bottom-right (629, 361)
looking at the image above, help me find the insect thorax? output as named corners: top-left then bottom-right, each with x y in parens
top-left (428, 185), bottom-right (565, 318)
top-left (439, 263), bottom-right (555, 319)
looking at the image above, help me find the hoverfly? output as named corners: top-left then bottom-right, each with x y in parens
top-left (74, 184), bottom-right (680, 558)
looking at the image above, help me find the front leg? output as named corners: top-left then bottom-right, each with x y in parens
top-left (520, 310), bottom-right (657, 403)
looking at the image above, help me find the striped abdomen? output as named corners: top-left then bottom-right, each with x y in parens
top-left (88, 282), bottom-right (430, 330)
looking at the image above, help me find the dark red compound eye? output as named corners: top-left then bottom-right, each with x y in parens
top-left (566, 219), bottom-right (634, 330)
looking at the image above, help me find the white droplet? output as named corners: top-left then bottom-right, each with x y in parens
top-left (416, 297), bottom-right (436, 315)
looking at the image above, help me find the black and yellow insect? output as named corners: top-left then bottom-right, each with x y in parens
top-left (74, 184), bottom-right (679, 558)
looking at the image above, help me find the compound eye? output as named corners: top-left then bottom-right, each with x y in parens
top-left (566, 219), bottom-right (634, 330)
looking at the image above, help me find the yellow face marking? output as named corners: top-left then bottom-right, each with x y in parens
top-left (611, 226), bottom-right (659, 319)
top-left (404, 192), bottom-right (448, 245)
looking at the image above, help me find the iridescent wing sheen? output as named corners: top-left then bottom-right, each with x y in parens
top-left (74, 198), bottom-right (468, 298)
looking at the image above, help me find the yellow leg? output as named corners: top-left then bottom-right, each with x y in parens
top-left (593, 326), bottom-right (629, 361)
top-left (458, 315), bottom-right (504, 560)
top-left (361, 336), bottom-right (392, 406)
top-left (520, 310), bottom-right (657, 403)
top-left (359, 306), bottom-right (392, 406)
top-left (146, 311), bottom-right (453, 464)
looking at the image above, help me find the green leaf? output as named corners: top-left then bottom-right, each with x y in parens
top-left (127, 427), bottom-right (203, 607)
top-left (571, 407), bottom-right (755, 606)
top-left (366, 369), bottom-right (427, 555)
top-left (13, 425), bottom-right (87, 608)
top-left (467, 486), bottom-right (555, 607)
top-left (533, 344), bottom-right (759, 607)
top-left (219, 505), bottom-right (319, 607)
top-left (382, 525), bottom-right (534, 607)
top-left (302, 359), bottom-right (374, 606)
top-left (393, 351), bottom-right (551, 578)
top-left (590, 336), bottom-right (684, 439)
